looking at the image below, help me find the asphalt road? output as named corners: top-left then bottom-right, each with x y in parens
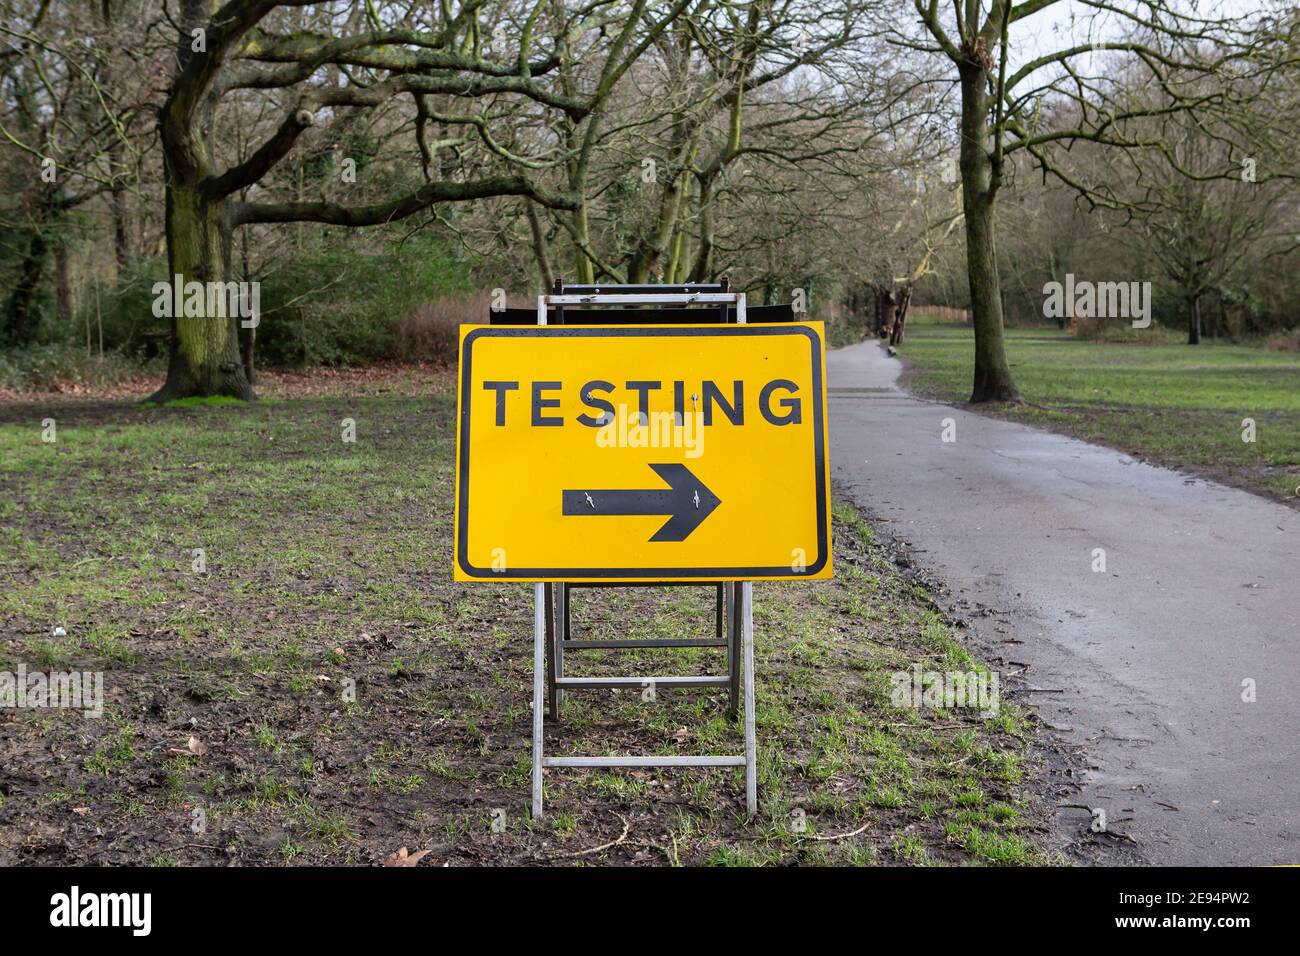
top-left (828, 340), bottom-right (1300, 865)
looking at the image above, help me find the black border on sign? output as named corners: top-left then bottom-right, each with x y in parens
top-left (456, 325), bottom-right (828, 579)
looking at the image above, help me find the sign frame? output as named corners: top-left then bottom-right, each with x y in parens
top-left (453, 322), bottom-right (831, 582)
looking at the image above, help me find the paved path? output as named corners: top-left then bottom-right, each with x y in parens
top-left (828, 340), bottom-right (1299, 865)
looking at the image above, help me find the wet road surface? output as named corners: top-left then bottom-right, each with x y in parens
top-left (828, 340), bottom-right (1299, 864)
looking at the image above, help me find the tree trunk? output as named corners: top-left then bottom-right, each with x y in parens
top-left (959, 65), bottom-right (1020, 402)
top-left (890, 284), bottom-right (913, 346)
top-left (239, 225), bottom-right (256, 385)
top-left (3, 230), bottom-right (47, 346)
top-left (112, 184), bottom-right (130, 269)
top-left (146, 183), bottom-right (254, 401)
top-left (102, 0), bottom-right (130, 271)
top-left (688, 174), bottom-right (716, 282)
top-left (149, 0), bottom-right (254, 401)
top-left (628, 164), bottom-right (690, 283)
top-left (665, 221), bottom-right (685, 282)
top-left (872, 284), bottom-right (895, 337)
top-left (54, 240), bottom-right (72, 320)
top-left (1187, 292), bottom-right (1201, 345)
top-left (572, 203), bottom-right (594, 283)
top-left (525, 202), bottom-right (555, 291)
top-left (240, 323), bottom-right (256, 385)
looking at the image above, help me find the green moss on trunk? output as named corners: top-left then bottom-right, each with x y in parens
top-left (147, 186), bottom-right (254, 402)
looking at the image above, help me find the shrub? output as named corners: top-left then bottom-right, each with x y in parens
top-left (1070, 321), bottom-right (1185, 344)
top-left (1264, 328), bottom-right (1300, 352)
top-left (45, 257), bottom-right (174, 359)
top-left (389, 292), bottom-right (490, 363)
top-left (46, 235), bottom-right (475, 369)
top-left (0, 344), bottom-right (154, 391)
top-left (253, 235), bottom-right (473, 367)
top-left (824, 301), bottom-right (870, 348)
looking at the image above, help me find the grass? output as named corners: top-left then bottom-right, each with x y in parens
top-left (898, 315), bottom-right (1300, 504)
top-left (0, 377), bottom-right (1051, 866)
top-left (165, 395), bottom-right (255, 408)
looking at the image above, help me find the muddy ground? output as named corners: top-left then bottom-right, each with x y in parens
top-left (2, 369), bottom-right (1066, 865)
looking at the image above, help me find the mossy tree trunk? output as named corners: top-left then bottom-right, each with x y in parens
top-left (958, 61), bottom-right (1020, 403)
top-left (147, 0), bottom-right (253, 402)
top-left (148, 178), bottom-right (253, 401)
top-left (687, 174), bottom-right (717, 282)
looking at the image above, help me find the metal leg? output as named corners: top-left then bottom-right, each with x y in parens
top-left (715, 584), bottom-right (723, 642)
top-left (532, 583), bottom-right (545, 820)
top-left (742, 582), bottom-right (756, 816)
top-left (728, 583), bottom-right (741, 720)
top-left (536, 580), bottom-right (755, 816)
top-left (557, 584), bottom-right (567, 708)
top-left (544, 583), bottom-right (557, 720)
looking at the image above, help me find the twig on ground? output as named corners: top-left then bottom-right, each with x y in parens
top-left (807, 821), bottom-right (871, 842)
top-left (161, 843), bottom-right (221, 852)
top-left (548, 812), bottom-right (629, 860)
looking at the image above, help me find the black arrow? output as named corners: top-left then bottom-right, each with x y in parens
top-left (562, 463), bottom-right (722, 542)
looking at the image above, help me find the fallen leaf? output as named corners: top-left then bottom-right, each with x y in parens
top-left (385, 847), bottom-right (432, 867)
top-left (168, 735), bottom-right (208, 757)
top-left (71, 806), bottom-right (90, 816)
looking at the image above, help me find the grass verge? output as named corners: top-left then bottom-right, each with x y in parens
top-left (897, 316), bottom-right (1300, 505)
top-left (0, 383), bottom-right (1051, 865)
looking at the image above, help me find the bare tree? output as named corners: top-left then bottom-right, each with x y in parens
top-left (145, 0), bottom-right (691, 400)
top-left (895, 0), bottom-right (1284, 400)
top-left (520, 1), bottom-right (907, 288)
top-left (0, 0), bottom-right (147, 343)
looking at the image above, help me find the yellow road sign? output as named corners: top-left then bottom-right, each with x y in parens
top-left (453, 323), bottom-right (831, 582)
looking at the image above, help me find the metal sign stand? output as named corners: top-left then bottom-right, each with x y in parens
top-left (526, 284), bottom-right (757, 820)
top-left (547, 582), bottom-right (737, 721)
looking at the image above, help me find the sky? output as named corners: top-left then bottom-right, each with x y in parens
top-left (1010, 0), bottom-right (1271, 74)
